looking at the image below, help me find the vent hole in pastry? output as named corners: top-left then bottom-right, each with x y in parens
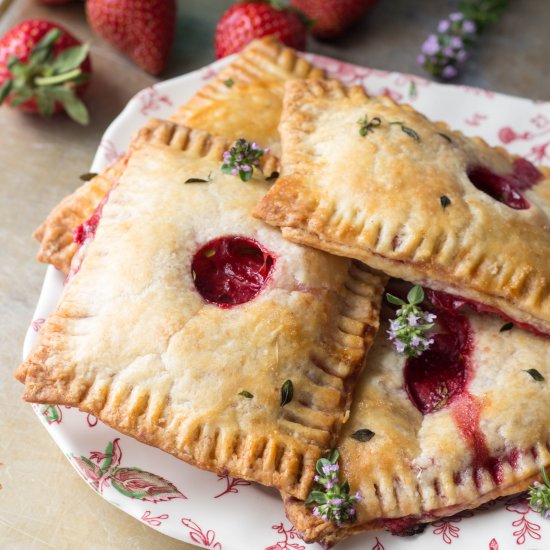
top-left (466, 158), bottom-right (542, 210)
top-left (403, 307), bottom-right (473, 415)
top-left (191, 236), bottom-right (276, 307)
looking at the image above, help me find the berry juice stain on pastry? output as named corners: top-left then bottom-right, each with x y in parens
top-left (402, 291), bottom-right (506, 487)
top-left (191, 236), bottom-right (276, 307)
top-left (467, 157), bottom-right (543, 210)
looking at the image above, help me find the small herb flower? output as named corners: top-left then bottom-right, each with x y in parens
top-left (528, 467), bottom-right (550, 520)
top-left (306, 450), bottom-right (361, 526)
top-left (418, 0), bottom-right (507, 80)
top-left (386, 285), bottom-right (436, 358)
top-left (221, 138), bottom-right (268, 182)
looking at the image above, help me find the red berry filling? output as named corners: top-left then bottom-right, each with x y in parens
top-left (467, 158), bottom-right (542, 210)
top-left (191, 236), bottom-right (275, 307)
top-left (404, 309), bottom-right (472, 415)
top-left (402, 292), bottom-right (512, 487)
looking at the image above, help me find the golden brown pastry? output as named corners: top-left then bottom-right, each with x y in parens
top-left (17, 119), bottom-right (386, 500)
top-left (283, 284), bottom-right (550, 546)
top-left (33, 37), bottom-right (324, 275)
top-left (255, 78), bottom-right (550, 337)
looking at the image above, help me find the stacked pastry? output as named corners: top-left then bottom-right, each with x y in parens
top-left (17, 37), bottom-right (550, 548)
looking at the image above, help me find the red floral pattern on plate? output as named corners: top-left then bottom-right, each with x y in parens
top-left (489, 538), bottom-right (498, 550)
top-left (136, 84), bottom-right (173, 116)
top-left (505, 494), bottom-right (542, 544)
top-left (31, 318), bottom-right (45, 332)
top-left (213, 474), bottom-right (251, 498)
top-left (86, 413), bottom-right (98, 427)
top-left (38, 404), bottom-right (63, 424)
top-left (372, 537), bottom-right (385, 550)
top-left (265, 523), bottom-right (305, 550)
top-left (99, 139), bottom-right (123, 164)
top-left (70, 438), bottom-right (186, 502)
top-left (141, 510), bottom-right (169, 527)
top-left (182, 518), bottom-right (222, 549)
top-left (432, 511), bottom-right (474, 543)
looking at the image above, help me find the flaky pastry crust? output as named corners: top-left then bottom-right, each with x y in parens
top-left (283, 308), bottom-right (550, 546)
top-left (34, 37), bottom-right (324, 275)
top-left (255, 78), bottom-right (550, 336)
top-left (18, 119), bottom-right (386, 500)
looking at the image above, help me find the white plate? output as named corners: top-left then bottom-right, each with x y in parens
top-left (23, 53), bottom-right (550, 550)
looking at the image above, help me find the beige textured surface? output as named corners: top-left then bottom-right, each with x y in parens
top-left (1, 1), bottom-right (549, 549)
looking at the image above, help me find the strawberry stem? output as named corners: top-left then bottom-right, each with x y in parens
top-left (35, 68), bottom-right (82, 86)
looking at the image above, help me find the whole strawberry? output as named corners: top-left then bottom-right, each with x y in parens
top-left (0, 19), bottom-right (91, 124)
top-left (215, 1), bottom-right (307, 59)
top-left (290, 0), bottom-right (377, 39)
top-left (86, 0), bottom-right (176, 75)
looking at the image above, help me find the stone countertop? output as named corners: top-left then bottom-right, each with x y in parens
top-left (1, 1), bottom-right (549, 549)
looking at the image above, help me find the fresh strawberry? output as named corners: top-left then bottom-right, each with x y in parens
top-left (215, 1), bottom-right (307, 59)
top-left (0, 19), bottom-right (91, 124)
top-left (290, 0), bottom-right (377, 39)
top-left (85, 0), bottom-right (176, 75)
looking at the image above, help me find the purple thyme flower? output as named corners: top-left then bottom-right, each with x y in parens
top-left (386, 286), bottom-right (436, 357)
top-left (462, 20), bottom-right (476, 34)
top-left (442, 65), bottom-right (459, 79)
top-left (437, 19), bottom-right (450, 33)
top-left (407, 313), bottom-right (420, 326)
top-left (418, 2), bottom-right (507, 81)
top-left (221, 138), bottom-right (267, 182)
top-left (450, 36), bottom-right (464, 49)
top-left (422, 34), bottom-right (440, 55)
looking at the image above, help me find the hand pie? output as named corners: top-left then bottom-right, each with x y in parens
top-left (34, 37), bottom-right (323, 274)
top-left (172, 35), bottom-right (323, 156)
top-left (17, 119), bottom-right (386, 499)
top-left (284, 284), bottom-right (550, 546)
top-left (255, 78), bottom-right (550, 337)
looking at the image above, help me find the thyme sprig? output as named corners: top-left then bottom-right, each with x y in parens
top-left (418, 0), bottom-right (508, 80)
top-left (221, 138), bottom-right (268, 182)
top-left (358, 115), bottom-right (381, 136)
top-left (528, 467), bottom-right (550, 520)
top-left (386, 285), bottom-right (436, 357)
top-left (306, 450), bottom-right (362, 526)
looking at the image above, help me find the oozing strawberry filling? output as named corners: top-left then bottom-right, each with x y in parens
top-left (191, 236), bottom-right (275, 307)
top-left (426, 288), bottom-right (548, 338)
top-left (67, 191), bottom-right (112, 283)
top-left (467, 157), bottom-right (542, 210)
top-left (402, 295), bottom-right (509, 489)
top-left (404, 308), bottom-right (472, 415)
top-left (73, 194), bottom-right (108, 245)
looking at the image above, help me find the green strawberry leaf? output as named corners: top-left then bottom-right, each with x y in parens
top-left (7, 58), bottom-right (28, 78)
top-left (0, 79), bottom-right (13, 104)
top-left (51, 44), bottom-right (90, 74)
top-left (34, 89), bottom-right (55, 116)
top-left (47, 86), bottom-right (89, 125)
top-left (35, 28), bottom-right (61, 51)
top-left (9, 87), bottom-right (33, 107)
